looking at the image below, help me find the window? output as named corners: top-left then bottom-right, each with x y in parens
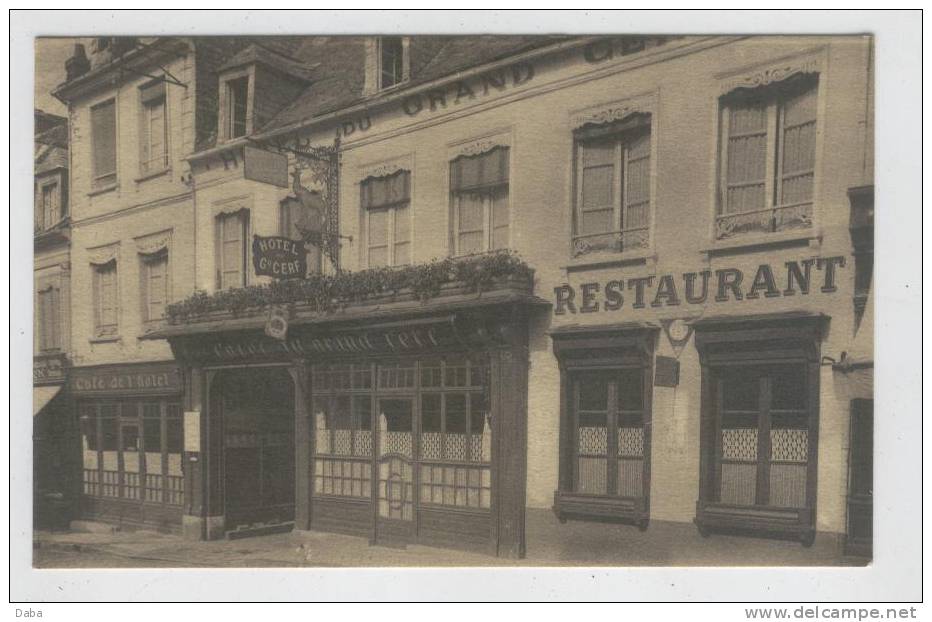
top-left (361, 171), bottom-right (411, 268)
top-left (39, 182), bottom-right (60, 230)
top-left (450, 147), bottom-right (510, 256)
top-left (90, 99), bottom-right (117, 189)
top-left (37, 285), bottom-right (61, 351)
top-left (379, 37), bottom-right (406, 89)
top-left (216, 210), bottom-right (249, 289)
top-left (139, 81), bottom-right (168, 175)
top-left (717, 75), bottom-right (818, 239)
top-left (92, 260), bottom-right (118, 337)
top-left (573, 114), bottom-right (651, 256)
top-left (140, 249), bottom-right (169, 322)
top-left (226, 77), bottom-right (249, 139)
top-left (570, 370), bottom-right (646, 497)
top-left (80, 400), bottom-right (183, 506)
top-left (714, 365), bottom-right (810, 508)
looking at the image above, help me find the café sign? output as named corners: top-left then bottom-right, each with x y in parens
top-left (70, 363), bottom-right (182, 396)
top-left (252, 235), bottom-right (307, 279)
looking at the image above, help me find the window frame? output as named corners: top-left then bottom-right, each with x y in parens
top-left (36, 283), bottom-right (62, 352)
top-left (377, 36), bottom-right (409, 91)
top-left (449, 146), bottom-right (511, 257)
top-left (571, 115), bottom-right (654, 257)
top-left (715, 73), bottom-right (821, 241)
top-left (215, 209), bottom-right (250, 290)
top-left (38, 180), bottom-right (60, 230)
top-left (360, 171), bottom-right (412, 268)
top-left (138, 80), bottom-right (170, 178)
top-left (139, 248), bottom-right (170, 324)
top-left (89, 97), bottom-right (118, 191)
top-left (92, 259), bottom-right (119, 338)
top-left (224, 74), bottom-right (252, 140)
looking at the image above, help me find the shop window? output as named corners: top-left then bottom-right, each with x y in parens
top-left (450, 147), bottom-right (510, 256)
top-left (693, 313), bottom-right (821, 544)
top-left (140, 249), bottom-right (169, 323)
top-left (139, 81), bottom-right (169, 176)
top-left (36, 285), bottom-right (61, 352)
top-left (90, 98), bottom-right (117, 189)
top-left (717, 75), bottom-right (818, 240)
top-left (378, 36), bottom-right (407, 90)
top-left (361, 170), bottom-right (411, 268)
top-left (225, 76), bottom-right (250, 139)
top-left (552, 326), bottom-right (655, 526)
top-left (573, 114), bottom-right (651, 256)
top-left (570, 370), bottom-right (646, 497)
top-left (80, 400), bottom-right (184, 507)
top-left (92, 260), bottom-right (118, 337)
top-left (216, 210), bottom-right (249, 290)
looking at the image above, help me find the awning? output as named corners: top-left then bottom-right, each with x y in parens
top-left (33, 384), bottom-right (62, 417)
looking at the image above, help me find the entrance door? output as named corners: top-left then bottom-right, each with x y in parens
top-left (846, 399), bottom-right (872, 556)
top-left (221, 368), bottom-right (295, 531)
top-left (375, 397), bottom-right (415, 542)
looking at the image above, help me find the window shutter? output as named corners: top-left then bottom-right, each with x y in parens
top-left (361, 170), bottom-right (410, 210)
top-left (91, 100), bottom-right (117, 178)
top-left (723, 100), bottom-right (768, 215)
top-left (450, 147), bottom-right (509, 192)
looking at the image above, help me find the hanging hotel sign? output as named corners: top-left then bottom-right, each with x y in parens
top-left (252, 235), bottom-right (307, 279)
top-left (553, 256), bottom-right (846, 315)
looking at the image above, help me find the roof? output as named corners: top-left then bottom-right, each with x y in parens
top-left (35, 123), bottom-right (68, 175)
top-left (218, 42), bottom-right (319, 81)
top-left (259, 35), bottom-right (574, 134)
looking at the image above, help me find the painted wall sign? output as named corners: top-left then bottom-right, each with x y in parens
top-left (70, 363), bottom-right (182, 396)
top-left (252, 235), bottom-right (307, 279)
top-left (553, 257), bottom-right (846, 315)
top-left (401, 62), bottom-right (535, 117)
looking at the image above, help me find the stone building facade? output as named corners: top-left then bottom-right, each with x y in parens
top-left (49, 35), bottom-right (874, 559)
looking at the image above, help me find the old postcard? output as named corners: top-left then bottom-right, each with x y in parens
top-left (31, 30), bottom-right (878, 570)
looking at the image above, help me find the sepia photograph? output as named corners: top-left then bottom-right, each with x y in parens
top-left (12, 8), bottom-right (922, 605)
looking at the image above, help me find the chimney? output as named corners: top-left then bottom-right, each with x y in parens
top-left (64, 43), bottom-right (89, 81)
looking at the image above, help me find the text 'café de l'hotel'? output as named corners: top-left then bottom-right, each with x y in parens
top-left (37, 34), bottom-right (873, 560)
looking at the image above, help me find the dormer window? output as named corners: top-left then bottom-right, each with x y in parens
top-left (379, 37), bottom-right (405, 89)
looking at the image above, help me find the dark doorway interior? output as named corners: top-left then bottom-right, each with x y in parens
top-left (846, 398), bottom-right (873, 557)
top-left (219, 367), bottom-right (295, 532)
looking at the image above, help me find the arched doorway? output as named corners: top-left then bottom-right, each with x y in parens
top-left (216, 367), bottom-right (295, 532)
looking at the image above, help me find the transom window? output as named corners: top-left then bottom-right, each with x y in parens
top-left (717, 75), bottom-right (818, 239)
top-left (450, 147), bottom-right (510, 256)
top-left (573, 113), bottom-right (652, 256)
top-left (139, 81), bottom-right (169, 175)
top-left (361, 170), bottom-right (411, 268)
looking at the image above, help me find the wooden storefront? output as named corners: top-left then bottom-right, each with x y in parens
top-left (69, 361), bottom-right (185, 532)
top-left (150, 283), bottom-right (546, 558)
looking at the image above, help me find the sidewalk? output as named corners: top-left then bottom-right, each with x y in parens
top-left (33, 509), bottom-right (868, 568)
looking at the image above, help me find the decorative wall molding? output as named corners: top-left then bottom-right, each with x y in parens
top-left (449, 134), bottom-right (511, 160)
top-left (135, 229), bottom-right (173, 256)
top-left (87, 243), bottom-right (120, 266)
top-left (570, 92), bottom-right (656, 129)
top-left (718, 53), bottom-right (823, 96)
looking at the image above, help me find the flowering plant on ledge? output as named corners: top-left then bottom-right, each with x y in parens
top-left (165, 250), bottom-right (534, 324)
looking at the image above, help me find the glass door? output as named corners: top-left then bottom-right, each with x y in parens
top-left (376, 397), bottom-right (415, 536)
